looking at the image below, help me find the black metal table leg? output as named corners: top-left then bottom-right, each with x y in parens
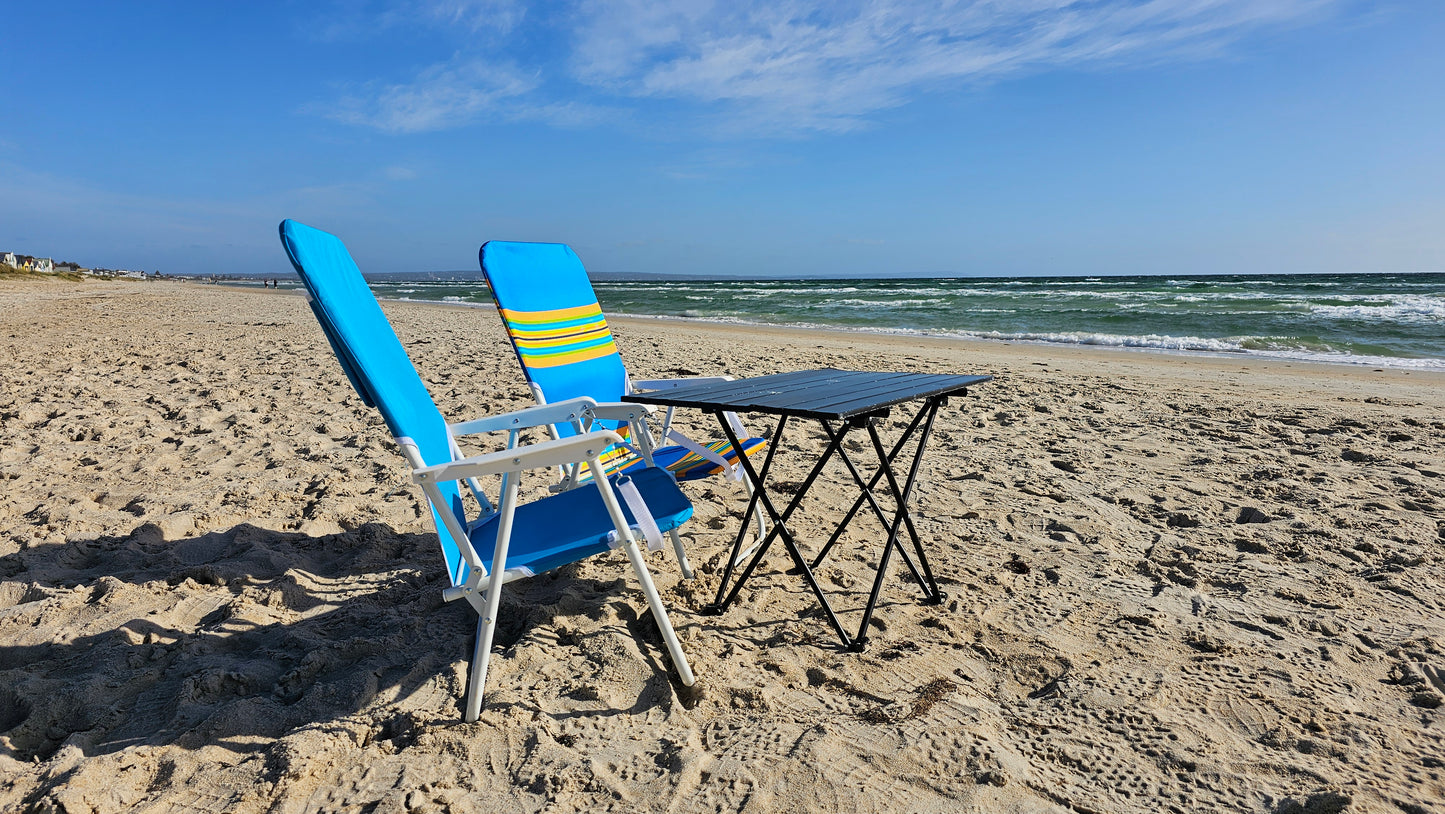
top-left (814, 418), bottom-right (928, 593)
top-left (861, 397), bottom-right (945, 609)
top-left (810, 401), bottom-right (931, 570)
top-left (843, 399), bottom-right (943, 648)
top-left (713, 411), bottom-right (858, 648)
top-left (709, 413), bottom-right (788, 611)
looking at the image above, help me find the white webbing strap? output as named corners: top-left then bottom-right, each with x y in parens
top-left (724, 410), bottom-right (749, 441)
top-left (666, 429), bottom-right (742, 481)
top-left (616, 476), bottom-right (665, 552)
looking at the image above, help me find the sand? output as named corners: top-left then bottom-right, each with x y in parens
top-left (1, 278), bottom-right (1442, 813)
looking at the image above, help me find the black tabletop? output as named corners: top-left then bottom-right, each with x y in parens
top-left (622, 368), bottom-right (992, 421)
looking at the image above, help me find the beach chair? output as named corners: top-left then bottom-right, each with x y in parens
top-left (479, 241), bottom-right (768, 579)
top-left (279, 220), bottom-right (696, 722)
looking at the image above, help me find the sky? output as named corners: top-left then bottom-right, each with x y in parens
top-left (2, 1), bottom-right (1443, 278)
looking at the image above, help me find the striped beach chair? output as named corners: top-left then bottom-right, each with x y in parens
top-left (479, 241), bottom-right (768, 579)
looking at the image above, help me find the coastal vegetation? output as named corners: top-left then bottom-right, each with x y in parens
top-left (0, 265), bottom-right (87, 282)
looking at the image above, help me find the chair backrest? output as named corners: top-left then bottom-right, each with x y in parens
top-left (479, 241), bottom-right (629, 419)
top-left (279, 219), bottom-right (470, 582)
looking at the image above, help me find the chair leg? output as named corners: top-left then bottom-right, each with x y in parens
top-left (668, 527), bottom-right (695, 580)
top-left (463, 611), bottom-right (495, 723)
top-left (733, 473), bottom-right (768, 566)
top-left (463, 479), bottom-right (518, 723)
top-left (588, 455), bottom-right (695, 689)
top-left (621, 538), bottom-right (696, 688)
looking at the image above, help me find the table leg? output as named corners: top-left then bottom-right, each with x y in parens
top-left (879, 397), bottom-right (946, 601)
top-left (711, 411), bottom-right (857, 648)
top-left (810, 401), bottom-right (931, 571)
top-left (814, 418), bottom-right (929, 592)
top-left (853, 398), bottom-right (945, 650)
top-left (711, 413), bottom-right (788, 609)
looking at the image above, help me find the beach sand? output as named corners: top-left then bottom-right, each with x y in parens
top-left (1, 279), bottom-right (1442, 813)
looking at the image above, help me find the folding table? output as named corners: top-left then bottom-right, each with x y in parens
top-left (623, 368), bottom-right (991, 650)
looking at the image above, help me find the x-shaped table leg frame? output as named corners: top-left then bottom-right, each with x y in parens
top-left (703, 396), bottom-right (948, 651)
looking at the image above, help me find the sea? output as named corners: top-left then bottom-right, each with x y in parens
top-left (251, 272), bottom-right (1445, 370)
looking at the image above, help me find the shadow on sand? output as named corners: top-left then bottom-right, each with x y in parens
top-left (0, 521), bottom-right (680, 765)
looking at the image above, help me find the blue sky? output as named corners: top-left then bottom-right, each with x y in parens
top-left (2, 1), bottom-right (1442, 277)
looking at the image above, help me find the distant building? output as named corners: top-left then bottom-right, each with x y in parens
top-left (2, 253), bottom-right (15, 268)
top-left (33, 258), bottom-right (53, 273)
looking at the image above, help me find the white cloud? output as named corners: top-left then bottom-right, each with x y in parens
top-left (568, 0), bottom-right (1339, 132)
top-left (323, 0), bottom-right (1340, 135)
top-left (416, 0), bottom-right (526, 32)
top-left (305, 0), bottom-right (525, 41)
top-left (323, 58), bottom-right (538, 133)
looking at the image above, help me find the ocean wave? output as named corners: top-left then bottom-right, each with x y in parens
top-left (1308, 296), bottom-right (1445, 323)
top-left (812, 297), bottom-right (947, 308)
top-left (610, 311), bottom-right (1445, 370)
top-left (383, 296), bottom-right (490, 310)
top-left (962, 330), bottom-right (1248, 353)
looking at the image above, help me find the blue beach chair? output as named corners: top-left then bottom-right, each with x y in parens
top-left (279, 220), bottom-right (696, 722)
top-left (479, 241), bottom-right (769, 579)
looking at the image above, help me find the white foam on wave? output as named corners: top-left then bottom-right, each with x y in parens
top-left (821, 297), bottom-right (947, 308)
top-left (610, 310), bottom-right (1445, 370)
top-left (1309, 295), bottom-right (1445, 323)
top-left (964, 330), bottom-right (1246, 353)
top-left (381, 296), bottom-right (489, 310)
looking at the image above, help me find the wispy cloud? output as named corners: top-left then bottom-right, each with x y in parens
top-left (321, 57), bottom-right (538, 133)
top-left (303, 0), bottom-right (524, 41)
top-left (320, 0), bottom-right (1340, 135)
top-left (570, 0), bottom-right (1339, 133)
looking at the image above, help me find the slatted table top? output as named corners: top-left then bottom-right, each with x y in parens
top-left (622, 368), bottom-right (992, 421)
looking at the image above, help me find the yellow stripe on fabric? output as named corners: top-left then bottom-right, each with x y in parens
top-left (498, 302), bottom-right (605, 325)
top-left (498, 302), bottom-right (618, 370)
top-left (522, 341), bottom-right (618, 369)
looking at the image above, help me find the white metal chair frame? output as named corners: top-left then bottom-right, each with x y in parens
top-left (404, 395), bottom-right (695, 722)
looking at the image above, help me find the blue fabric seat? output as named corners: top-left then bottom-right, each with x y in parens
top-left (469, 466), bottom-right (691, 576)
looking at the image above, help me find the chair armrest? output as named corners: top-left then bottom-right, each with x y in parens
top-left (448, 396), bottom-right (598, 437)
top-left (587, 402), bottom-right (656, 423)
top-left (631, 376), bottom-right (733, 391)
top-left (413, 430), bottom-right (624, 485)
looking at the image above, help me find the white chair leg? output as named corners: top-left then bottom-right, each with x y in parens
top-left (668, 527), bottom-right (694, 580)
top-left (588, 456), bottom-right (695, 688)
top-left (733, 473), bottom-right (767, 566)
top-left (464, 612), bottom-right (494, 723)
top-left (621, 538), bottom-right (696, 687)
top-left (463, 479), bottom-right (518, 723)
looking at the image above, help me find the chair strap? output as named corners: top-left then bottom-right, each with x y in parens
top-left (724, 410), bottom-right (750, 441)
top-left (614, 476), bottom-right (665, 552)
top-left (666, 429), bottom-right (742, 481)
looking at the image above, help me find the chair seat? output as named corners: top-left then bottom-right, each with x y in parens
top-left (469, 466), bottom-right (693, 576)
top-left (622, 436), bottom-right (769, 482)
